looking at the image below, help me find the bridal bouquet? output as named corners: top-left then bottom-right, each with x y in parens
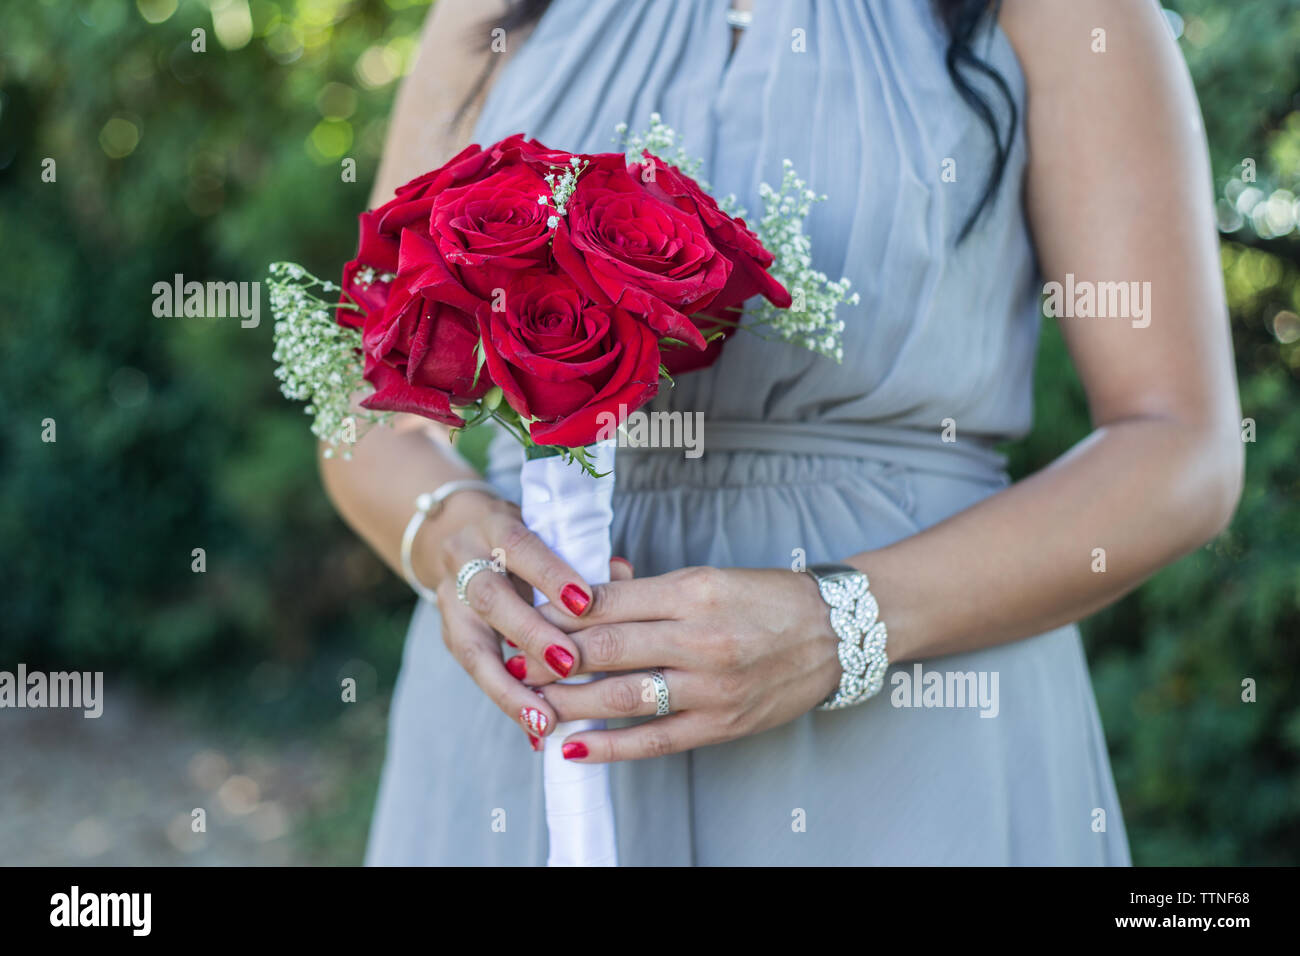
top-left (269, 114), bottom-right (857, 866)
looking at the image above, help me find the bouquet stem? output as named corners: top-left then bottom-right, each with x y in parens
top-left (519, 440), bottom-right (618, 867)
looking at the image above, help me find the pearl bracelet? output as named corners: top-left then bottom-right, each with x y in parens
top-left (400, 479), bottom-right (501, 605)
top-left (807, 563), bottom-right (890, 710)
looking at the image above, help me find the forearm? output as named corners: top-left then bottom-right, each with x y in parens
top-left (852, 418), bottom-right (1242, 662)
top-left (319, 420), bottom-right (480, 587)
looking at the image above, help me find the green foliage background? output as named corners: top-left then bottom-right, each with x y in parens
top-left (0, 0), bottom-right (1296, 864)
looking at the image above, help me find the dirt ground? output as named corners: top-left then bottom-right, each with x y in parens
top-left (0, 688), bottom-right (385, 866)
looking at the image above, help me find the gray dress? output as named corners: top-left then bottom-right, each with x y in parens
top-left (366, 0), bottom-right (1131, 866)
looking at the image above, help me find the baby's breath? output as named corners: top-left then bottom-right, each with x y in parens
top-left (617, 113), bottom-right (704, 182)
top-left (616, 114), bottom-right (747, 227)
top-left (746, 161), bottom-right (858, 362)
top-left (267, 261), bottom-right (387, 459)
top-left (540, 155), bottom-right (589, 228)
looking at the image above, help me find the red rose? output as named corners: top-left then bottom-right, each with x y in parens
top-left (358, 230), bottom-right (489, 426)
top-left (488, 132), bottom-right (582, 173)
top-left (338, 136), bottom-right (573, 327)
top-left (340, 135), bottom-right (583, 425)
top-left (337, 143), bottom-right (498, 328)
top-left (337, 211), bottom-right (397, 329)
top-left (334, 132), bottom-right (792, 441)
top-left (657, 303), bottom-right (730, 375)
top-left (552, 153), bottom-right (732, 351)
top-left (428, 163), bottom-right (555, 301)
top-left (479, 273), bottom-right (660, 447)
top-left (637, 153), bottom-right (789, 306)
top-left (635, 152), bottom-right (791, 372)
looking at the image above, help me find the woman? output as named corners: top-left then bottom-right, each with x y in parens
top-left (324, 0), bottom-right (1242, 865)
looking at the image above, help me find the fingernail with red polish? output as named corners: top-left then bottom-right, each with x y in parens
top-left (611, 556), bottom-right (632, 568)
top-left (562, 741), bottom-right (588, 760)
top-left (544, 644), bottom-right (574, 678)
top-left (561, 583), bottom-right (590, 616)
top-left (528, 734), bottom-right (542, 752)
top-left (520, 706), bottom-right (549, 736)
top-left (505, 656), bottom-right (526, 680)
top-left (504, 639), bottom-right (517, 648)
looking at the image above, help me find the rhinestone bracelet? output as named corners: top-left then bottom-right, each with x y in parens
top-left (807, 563), bottom-right (890, 710)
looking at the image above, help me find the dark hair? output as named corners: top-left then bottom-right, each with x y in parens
top-left (461, 0), bottom-right (1016, 241)
top-left (935, 0), bottom-right (1017, 240)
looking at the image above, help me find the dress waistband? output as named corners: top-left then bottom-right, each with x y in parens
top-left (616, 420), bottom-right (1011, 484)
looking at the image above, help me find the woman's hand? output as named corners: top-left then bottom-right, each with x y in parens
top-left (422, 489), bottom-right (628, 748)
top-left (530, 567), bottom-right (843, 762)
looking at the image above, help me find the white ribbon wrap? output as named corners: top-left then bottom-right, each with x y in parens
top-left (519, 440), bottom-right (618, 867)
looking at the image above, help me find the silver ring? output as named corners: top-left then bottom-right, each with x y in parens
top-left (456, 558), bottom-right (504, 606)
top-left (648, 668), bottom-right (670, 716)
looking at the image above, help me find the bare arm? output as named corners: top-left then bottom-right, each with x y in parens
top-left (855, 0), bottom-right (1243, 661)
